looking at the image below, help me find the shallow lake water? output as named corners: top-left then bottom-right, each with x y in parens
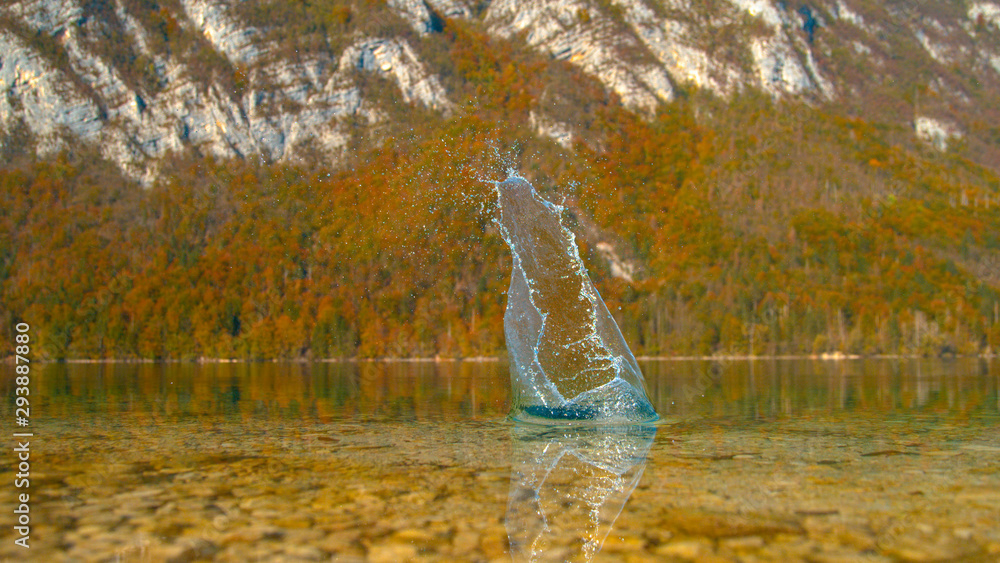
top-left (1, 359), bottom-right (998, 562)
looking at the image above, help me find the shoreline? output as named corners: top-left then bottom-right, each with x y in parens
top-left (4, 353), bottom-right (998, 364)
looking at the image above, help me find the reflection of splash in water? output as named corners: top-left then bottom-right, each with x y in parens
top-left (494, 175), bottom-right (657, 424)
top-left (506, 425), bottom-right (656, 562)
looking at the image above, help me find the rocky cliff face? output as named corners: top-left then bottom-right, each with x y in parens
top-left (0, 0), bottom-right (451, 182)
top-left (2, 0), bottom-right (999, 182)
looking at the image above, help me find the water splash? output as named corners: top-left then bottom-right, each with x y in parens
top-left (494, 174), bottom-right (657, 424)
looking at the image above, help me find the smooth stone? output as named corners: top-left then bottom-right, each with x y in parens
top-left (155, 502), bottom-right (178, 516)
top-left (719, 535), bottom-right (765, 550)
top-left (114, 487), bottom-right (166, 500)
top-left (803, 519), bottom-right (877, 551)
top-left (186, 485), bottom-right (218, 498)
top-left (127, 515), bottom-right (162, 533)
top-left (392, 528), bottom-right (436, 545)
top-left (144, 538), bottom-right (218, 563)
top-left (396, 491), bottom-right (436, 505)
top-left (230, 486), bottom-right (268, 498)
top-left (451, 530), bottom-right (480, 553)
top-left (659, 509), bottom-right (802, 538)
top-left (238, 496), bottom-right (282, 511)
top-left (879, 535), bottom-right (969, 562)
top-left (315, 530), bottom-right (360, 553)
top-left (209, 514), bottom-right (231, 531)
top-left (757, 535), bottom-right (821, 559)
top-left (643, 529), bottom-right (674, 544)
top-left (283, 529), bottom-right (326, 543)
top-left (952, 528), bottom-right (974, 540)
top-left (479, 526), bottom-right (508, 559)
top-left (221, 525), bottom-right (284, 544)
top-left (837, 527), bottom-right (878, 551)
top-left (367, 543), bottom-right (418, 563)
top-left (810, 550), bottom-right (893, 563)
top-left (80, 511), bottom-right (126, 527)
top-left (273, 515), bottom-right (314, 529)
top-left (602, 534), bottom-right (647, 552)
top-left (654, 539), bottom-right (713, 559)
top-left (283, 544), bottom-right (326, 560)
top-left (70, 524), bottom-right (112, 537)
top-left (219, 543), bottom-right (284, 561)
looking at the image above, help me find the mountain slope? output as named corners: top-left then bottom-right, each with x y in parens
top-left (3, 0), bottom-right (1000, 179)
top-left (1, 0), bottom-right (999, 360)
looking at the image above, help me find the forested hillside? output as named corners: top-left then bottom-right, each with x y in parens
top-left (2, 1), bottom-right (999, 359)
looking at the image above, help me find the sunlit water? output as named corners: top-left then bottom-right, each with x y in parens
top-left (1, 359), bottom-right (998, 562)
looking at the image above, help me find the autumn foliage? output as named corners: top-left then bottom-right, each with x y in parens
top-left (2, 20), bottom-right (999, 360)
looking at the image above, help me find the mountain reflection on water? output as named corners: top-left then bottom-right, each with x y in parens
top-left (0, 358), bottom-right (997, 561)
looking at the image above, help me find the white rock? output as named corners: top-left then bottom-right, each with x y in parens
top-left (750, 36), bottom-right (814, 96)
top-left (339, 38), bottom-right (453, 113)
top-left (59, 26), bottom-right (137, 121)
top-left (387, 0), bottom-right (471, 34)
top-left (246, 56), bottom-right (364, 160)
top-left (833, 0), bottom-right (865, 28)
top-left (387, 0), bottom-right (436, 34)
top-left (988, 52), bottom-right (1000, 76)
top-left (528, 111), bottom-right (573, 149)
top-left (1, 0), bottom-right (993, 183)
top-left (913, 29), bottom-right (952, 65)
top-left (969, 2), bottom-right (1000, 30)
top-left (486, 0), bottom-right (674, 114)
top-left (426, 0), bottom-right (472, 19)
top-left (113, 0), bottom-right (154, 53)
top-left (6, 0), bottom-right (83, 34)
top-left (727, 0), bottom-right (784, 30)
top-left (1, 0), bottom-right (453, 183)
top-left (801, 40), bottom-right (835, 99)
top-left (179, 0), bottom-right (263, 65)
top-left (618, 7), bottom-right (735, 95)
top-left (0, 31), bottom-right (104, 152)
top-left (915, 116), bottom-right (963, 151)
top-left (595, 242), bottom-right (637, 282)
